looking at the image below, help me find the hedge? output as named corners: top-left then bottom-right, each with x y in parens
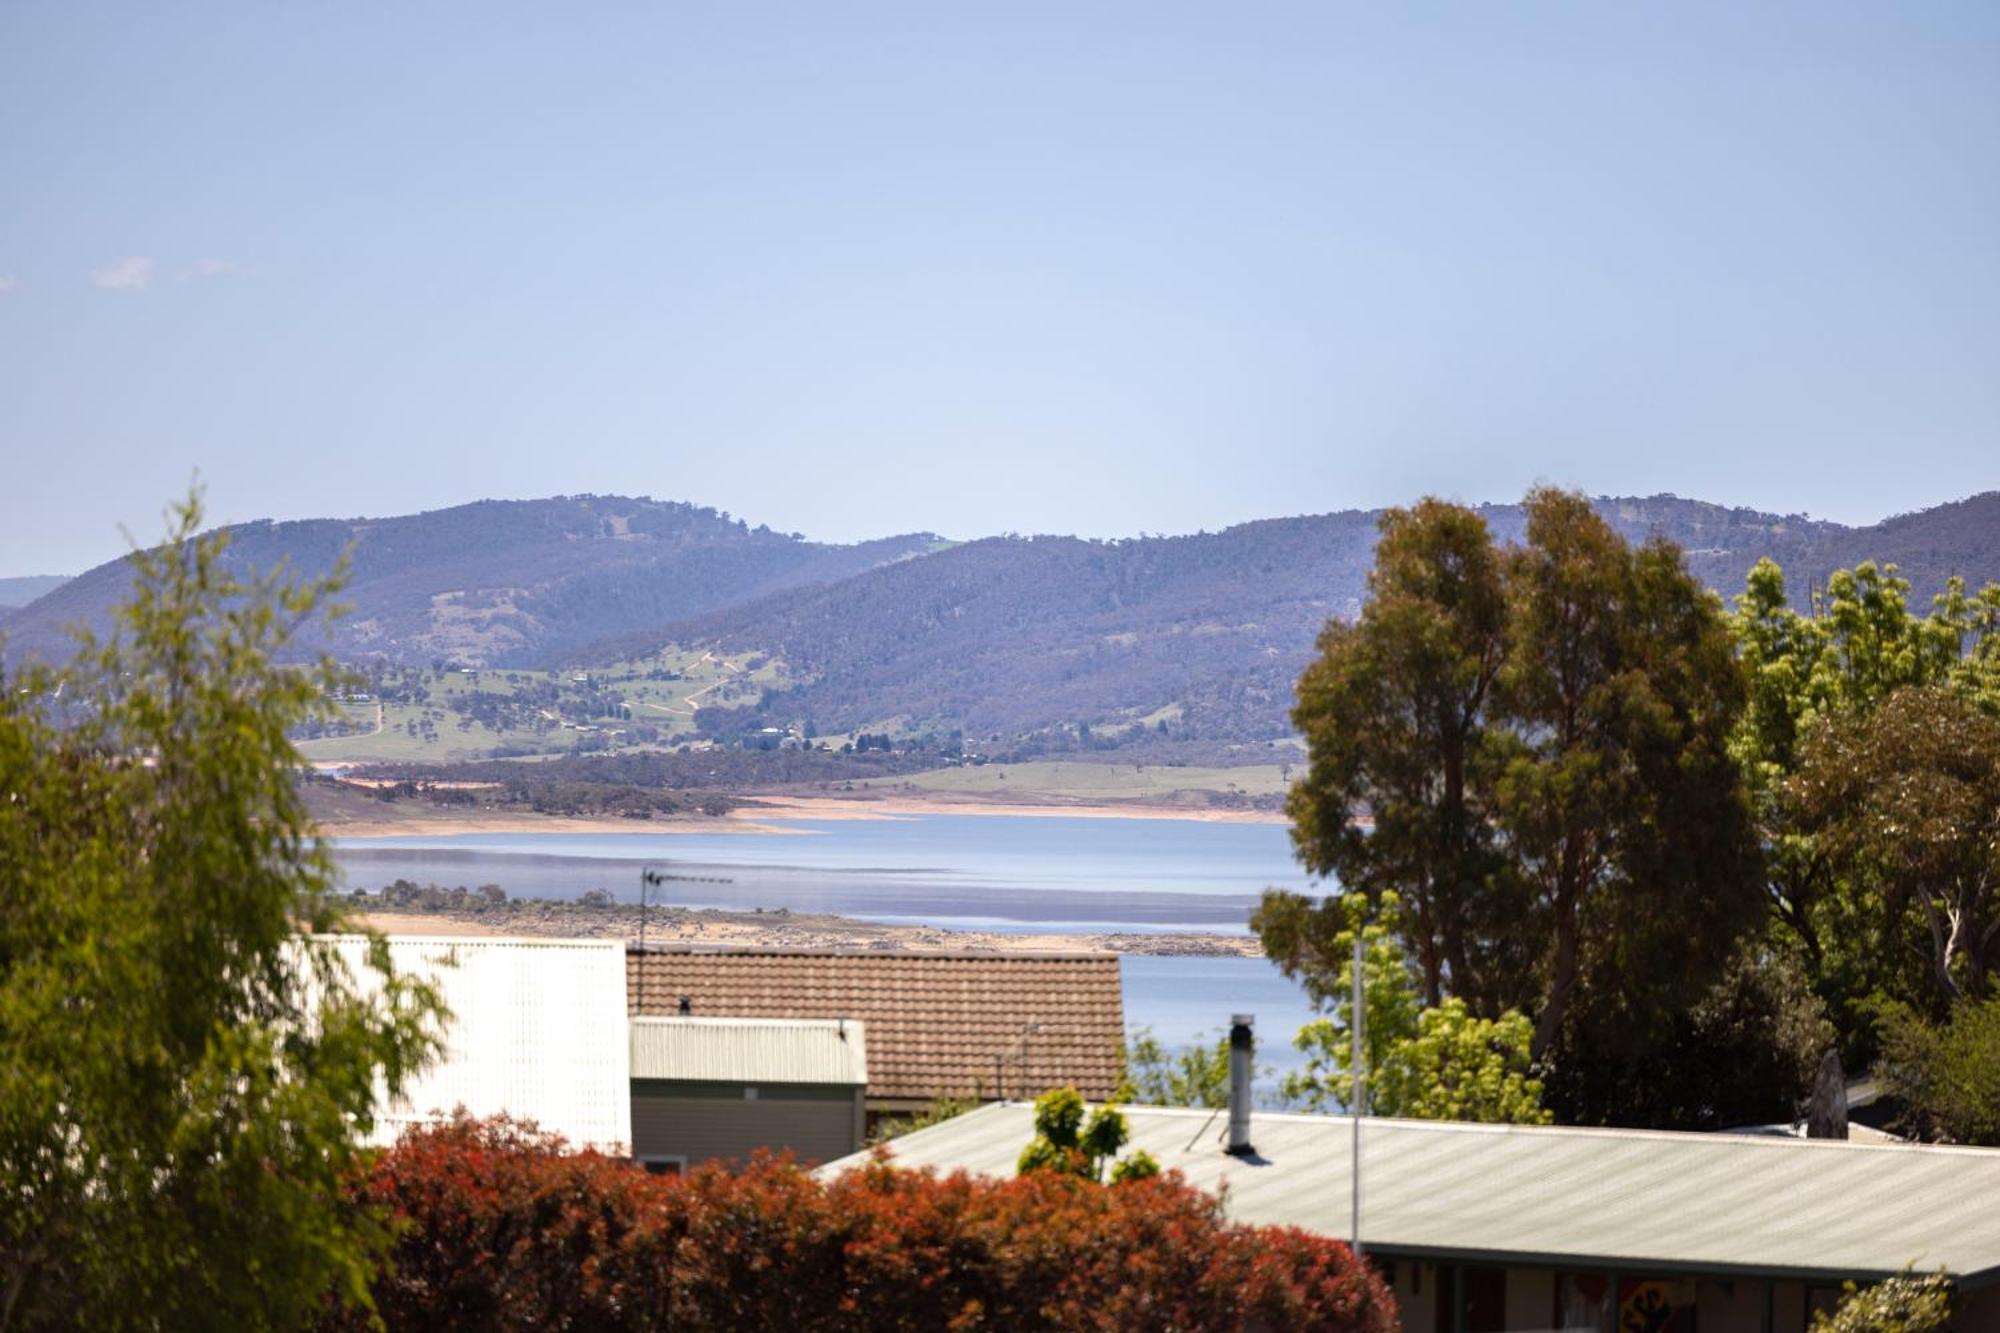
top-left (323, 1115), bottom-right (1398, 1332)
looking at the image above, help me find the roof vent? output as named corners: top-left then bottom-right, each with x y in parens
top-left (1227, 1014), bottom-right (1254, 1157)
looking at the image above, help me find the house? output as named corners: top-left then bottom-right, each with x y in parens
top-left (626, 947), bottom-right (1125, 1120)
top-left (323, 934), bottom-right (632, 1151)
top-left (825, 1101), bottom-right (2000, 1332)
top-left (629, 1015), bottom-right (868, 1173)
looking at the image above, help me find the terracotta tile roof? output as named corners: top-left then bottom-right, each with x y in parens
top-left (627, 949), bottom-right (1125, 1103)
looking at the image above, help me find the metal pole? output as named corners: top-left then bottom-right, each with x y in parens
top-left (638, 865), bottom-right (666, 1013)
top-left (1351, 930), bottom-right (1365, 1254)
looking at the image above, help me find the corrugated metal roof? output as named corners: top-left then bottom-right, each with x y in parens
top-left (627, 948), bottom-right (1124, 1101)
top-left (825, 1103), bottom-right (2000, 1285)
top-left (630, 1016), bottom-right (868, 1086)
top-left (323, 935), bottom-right (632, 1152)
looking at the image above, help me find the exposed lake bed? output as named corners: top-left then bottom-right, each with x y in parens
top-left (334, 812), bottom-right (1329, 1077)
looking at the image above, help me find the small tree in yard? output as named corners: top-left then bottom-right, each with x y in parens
top-left (0, 493), bottom-right (444, 1331)
top-left (1281, 894), bottom-right (1550, 1125)
top-left (1018, 1086), bottom-right (1161, 1183)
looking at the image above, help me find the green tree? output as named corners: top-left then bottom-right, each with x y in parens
top-left (1875, 995), bottom-right (2000, 1146)
top-left (1789, 686), bottom-right (2000, 1015)
top-left (1123, 1027), bottom-right (1270, 1110)
top-left (1017, 1087), bottom-right (1156, 1183)
top-left (1493, 488), bottom-right (1764, 1070)
top-left (1809, 1268), bottom-right (1953, 1333)
top-left (1282, 895), bottom-right (1549, 1125)
top-left (1263, 488), bottom-right (1767, 1126)
top-left (0, 495), bottom-right (444, 1331)
top-left (1279, 499), bottom-right (1510, 1008)
top-left (1732, 559), bottom-right (2000, 1063)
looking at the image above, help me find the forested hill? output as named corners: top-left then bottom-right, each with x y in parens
top-left (0, 496), bottom-right (943, 668)
top-left (581, 492), bottom-right (2000, 751)
top-left (9, 489), bottom-right (1996, 750)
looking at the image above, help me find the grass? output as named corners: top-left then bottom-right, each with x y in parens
top-left (856, 760), bottom-right (1296, 801)
top-left (293, 650), bottom-right (774, 764)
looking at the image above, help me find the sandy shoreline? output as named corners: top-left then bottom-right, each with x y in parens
top-left (746, 794), bottom-right (1287, 825)
top-left (316, 791), bottom-right (1286, 840)
top-left (354, 905), bottom-right (1263, 958)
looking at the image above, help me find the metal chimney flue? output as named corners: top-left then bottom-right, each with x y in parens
top-left (1226, 1013), bottom-right (1255, 1156)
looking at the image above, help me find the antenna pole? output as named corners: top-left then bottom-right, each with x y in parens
top-left (638, 865), bottom-right (665, 1014)
top-left (1351, 929), bottom-right (1365, 1256)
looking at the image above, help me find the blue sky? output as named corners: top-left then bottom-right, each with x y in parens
top-left (3, 3), bottom-right (1995, 576)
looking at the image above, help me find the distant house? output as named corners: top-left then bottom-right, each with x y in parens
top-left (827, 1102), bottom-right (2000, 1332)
top-left (323, 935), bottom-right (632, 1152)
top-left (629, 1016), bottom-right (868, 1173)
top-left (626, 948), bottom-right (1125, 1118)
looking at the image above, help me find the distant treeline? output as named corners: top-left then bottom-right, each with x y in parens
top-left (349, 745), bottom-right (934, 793)
top-left (307, 773), bottom-right (736, 819)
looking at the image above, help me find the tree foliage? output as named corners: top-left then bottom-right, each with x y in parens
top-left (1279, 895), bottom-right (1549, 1125)
top-left (1260, 488), bottom-right (1764, 1126)
top-left (327, 1115), bottom-right (1391, 1332)
top-left (1809, 1268), bottom-right (1953, 1333)
top-left (1123, 1027), bottom-right (1267, 1110)
top-left (0, 494), bottom-right (444, 1331)
top-left (1285, 499), bottom-right (1509, 1008)
top-left (1789, 686), bottom-right (2000, 1015)
top-left (1492, 489), bottom-right (1764, 1078)
top-left (1876, 995), bottom-right (2000, 1147)
top-left (1016, 1087), bottom-right (1159, 1183)
top-left (1733, 559), bottom-right (2000, 1064)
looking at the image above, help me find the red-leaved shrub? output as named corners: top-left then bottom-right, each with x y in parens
top-left (325, 1115), bottom-right (1398, 1332)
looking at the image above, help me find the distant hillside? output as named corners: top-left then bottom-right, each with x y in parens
top-left (584, 492), bottom-right (2000, 752)
top-left (0, 574), bottom-right (70, 620)
top-left (11, 489), bottom-right (1995, 758)
top-left (1, 497), bottom-right (942, 668)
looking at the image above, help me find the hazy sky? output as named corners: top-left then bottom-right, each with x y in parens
top-left (3, 3), bottom-right (1996, 577)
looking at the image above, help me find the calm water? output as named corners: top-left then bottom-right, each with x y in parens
top-left (333, 814), bottom-right (1330, 1086)
top-left (333, 814), bottom-right (1313, 932)
top-left (1121, 954), bottom-right (1322, 1092)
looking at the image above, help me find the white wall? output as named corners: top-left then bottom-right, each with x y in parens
top-left (324, 935), bottom-right (633, 1152)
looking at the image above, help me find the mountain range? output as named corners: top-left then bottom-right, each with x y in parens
top-left (6, 490), bottom-right (1997, 753)
top-left (1, 497), bottom-right (942, 669)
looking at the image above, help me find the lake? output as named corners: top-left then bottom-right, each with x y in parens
top-left (333, 813), bottom-right (1331, 1091)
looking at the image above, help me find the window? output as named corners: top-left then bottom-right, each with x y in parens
top-left (639, 1155), bottom-right (686, 1177)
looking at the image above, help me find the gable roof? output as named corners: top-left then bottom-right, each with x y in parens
top-left (627, 948), bottom-right (1124, 1102)
top-left (324, 935), bottom-right (632, 1152)
top-left (826, 1102), bottom-right (2000, 1286)
top-left (630, 1016), bottom-right (868, 1086)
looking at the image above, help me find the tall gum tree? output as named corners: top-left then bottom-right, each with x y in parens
top-left (1262, 498), bottom-right (1511, 1010)
top-left (1262, 488), bottom-right (1768, 1126)
top-left (1493, 489), bottom-right (1763, 1069)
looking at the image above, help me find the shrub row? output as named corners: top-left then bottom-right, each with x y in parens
top-left (325, 1116), bottom-right (1397, 1332)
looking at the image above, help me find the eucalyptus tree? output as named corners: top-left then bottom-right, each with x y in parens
top-left (1731, 559), bottom-right (2000, 1061)
top-left (1270, 498), bottom-right (1511, 1010)
top-left (1492, 488), bottom-right (1763, 1068)
top-left (1261, 488), bottom-right (1766, 1126)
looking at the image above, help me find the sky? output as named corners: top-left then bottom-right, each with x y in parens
top-left (3, 3), bottom-right (1996, 577)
